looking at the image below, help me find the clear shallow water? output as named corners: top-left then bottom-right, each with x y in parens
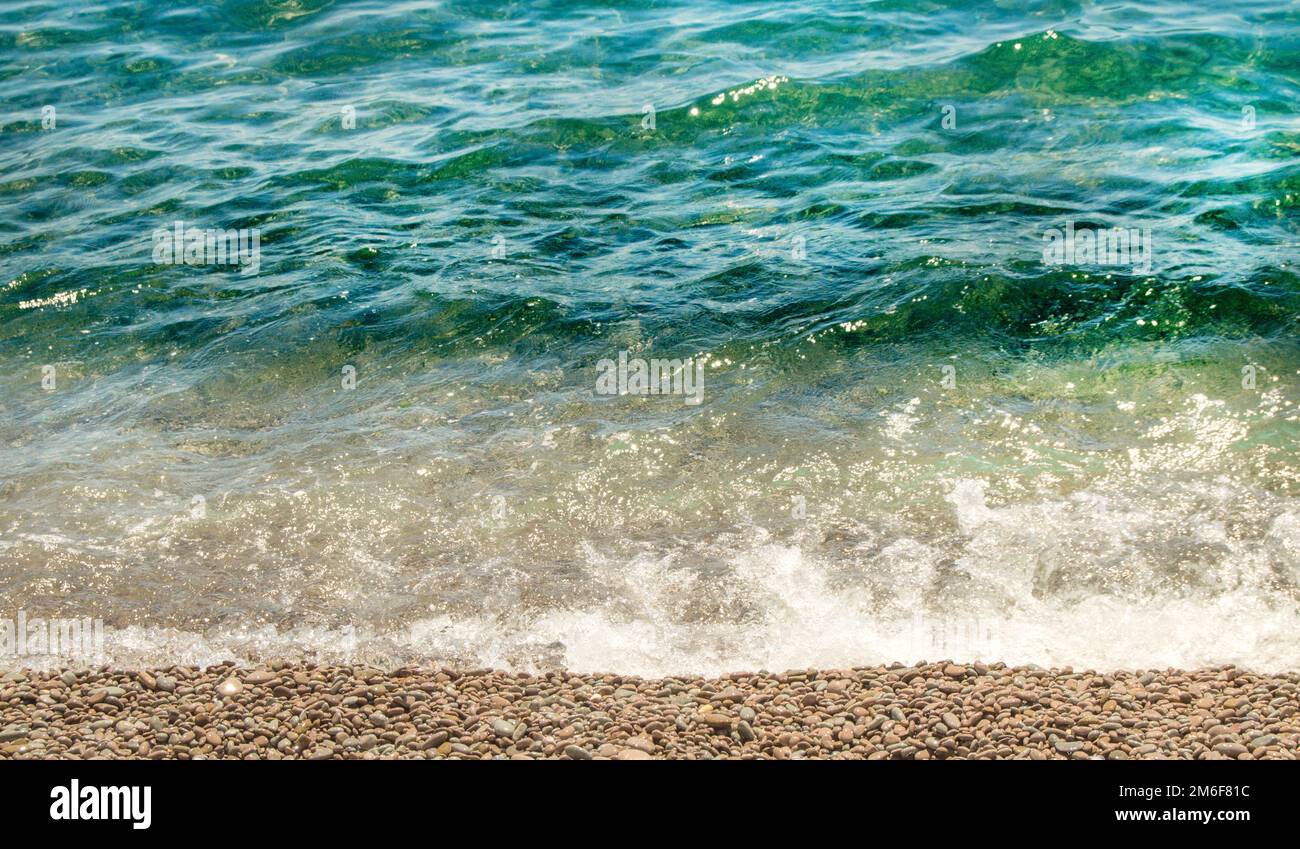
top-left (1, 0), bottom-right (1298, 674)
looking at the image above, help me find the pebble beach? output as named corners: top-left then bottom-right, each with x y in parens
top-left (2, 662), bottom-right (1296, 760)
top-left (4, 0), bottom-right (1300, 769)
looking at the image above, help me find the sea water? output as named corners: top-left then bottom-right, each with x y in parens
top-left (0, 0), bottom-right (1297, 675)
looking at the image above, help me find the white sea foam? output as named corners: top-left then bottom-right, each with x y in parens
top-left (8, 509), bottom-right (1297, 676)
top-left (2, 368), bottom-right (1295, 677)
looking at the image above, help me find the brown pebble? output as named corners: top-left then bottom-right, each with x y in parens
top-left (0, 662), bottom-right (1292, 761)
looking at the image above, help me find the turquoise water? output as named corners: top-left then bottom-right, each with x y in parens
top-left (1, 0), bottom-right (1298, 674)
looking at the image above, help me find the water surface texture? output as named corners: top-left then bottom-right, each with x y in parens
top-left (1, 0), bottom-right (1298, 674)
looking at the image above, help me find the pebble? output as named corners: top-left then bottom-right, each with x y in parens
top-left (0, 725), bottom-right (30, 743)
top-left (0, 662), bottom-right (1293, 760)
top-left (625, 736), bottom-right (655, 753)
top-left (702, 713), bottom-right (734, 730)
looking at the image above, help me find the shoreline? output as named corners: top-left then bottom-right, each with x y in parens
top-left (2, 661), bottom-right (1296, 760)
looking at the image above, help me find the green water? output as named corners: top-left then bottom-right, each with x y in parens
top-left (0, 0), bottom-right (1297, 674)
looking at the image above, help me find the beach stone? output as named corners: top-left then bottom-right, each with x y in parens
top-left (702, 713), bottom-right (734, 730)
top-left (2, 662), bottom-right (1295, 761)
top-left (626, 736), bottom-right (655, 753)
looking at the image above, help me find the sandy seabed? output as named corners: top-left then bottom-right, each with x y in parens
top-left (1, 661), bottom-right (1296, 760)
